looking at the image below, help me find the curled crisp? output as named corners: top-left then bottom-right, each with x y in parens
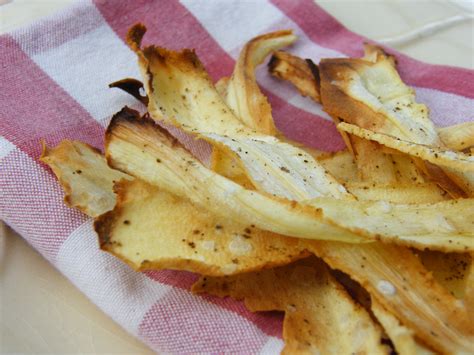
top-left (268, 50), bottom-right (320, 103)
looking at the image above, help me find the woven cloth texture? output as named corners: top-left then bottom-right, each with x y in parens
top-left (1, 0), bottom-right (473, 353)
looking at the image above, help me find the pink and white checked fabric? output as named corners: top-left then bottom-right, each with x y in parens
top-left (1, 0), bottom-right (473, 353)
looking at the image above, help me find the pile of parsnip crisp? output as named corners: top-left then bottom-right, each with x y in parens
top-left (41, 24), bottom-right (474, 354)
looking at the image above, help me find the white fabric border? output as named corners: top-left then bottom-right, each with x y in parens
top-left (0, 136), bottom-right (16, 161)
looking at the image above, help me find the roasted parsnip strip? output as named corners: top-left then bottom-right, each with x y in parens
top-left (40, 140), bottom-right (132, 217)
top-left (127, 24), bottom-right (351, 201)
top-left (43, 139), bottom-right (309, 275)
top-left (105, 108), bottom-right (474, 251)
top-left (338, 122), bottom-right (474, 173)
top-left (305, 197), bottom-right (473, 252)
top-left (226, 30), bottom-right (297, 135)
top-left (96, 179), bottom-right (309, 276)
top-left (319, 50), bottom-right (473, 196)
top-left (192, 258), bottom-right (388, 355)
top-left (105, 107), bottom-right (362, 243)
top-left (306, 242), bottom-right (474, 354)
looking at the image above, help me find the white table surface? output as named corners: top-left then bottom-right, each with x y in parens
top-left (1, 0), bottom-right (472, 353)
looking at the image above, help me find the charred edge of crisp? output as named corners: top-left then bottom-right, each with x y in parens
top-left (140, 46), bottom-right (208, 91)
top-left (105, 106), bottom-right (191, 157)
top-left (94, 210), bottom-right (115, 249)
top-left (105, 106), bottom-right (142, 138)
top-left (126, 23), bottom-right (147, 51)
top-left (143, 45), bottom-right (165, 63)
top-left (145, 64), bottom-right (155, 94)
top-left (318, 58), bottom-right (362, 73)
top-left (320, 56), bottom-right (390, 79)
top-left (267, 53), bottom-right (280, 75)
top-left (142, 45), bottom-right (205, 73)
top-left (182, 48), bottom-right (203, 69)
top-left (86, 142), bottom-right (105, 156)
top-left (305, 58), bottom-right (320, 94)
top-left (109, 78), bottom-right (149, 105)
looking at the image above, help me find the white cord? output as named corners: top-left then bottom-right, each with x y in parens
top-left (449, 0), bottom-right (474, 13)
top-left (377, 13), bottom-right (473, 47)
